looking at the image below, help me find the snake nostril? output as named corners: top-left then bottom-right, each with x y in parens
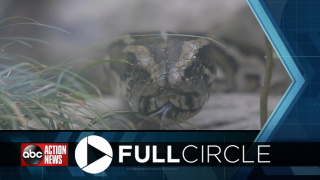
top-left (157, 88), bottom-right (176, 96)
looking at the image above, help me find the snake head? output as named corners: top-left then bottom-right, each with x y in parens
top-left (114, 33), bottom-right (217, 127)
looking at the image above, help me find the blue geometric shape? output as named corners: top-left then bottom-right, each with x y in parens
top-left (232, 0), bottom-right (306, 179)
top-left (262, 166), bottom-right (294, 175)
top-left (10, 134), bottom-right (30, 142)
top-left (112, 167), bottom-right (129, 177)
top-left (54, 132), bottom-right (72, 142)
top-left (93, 171), bottom-right (107, 177)
top-left (133, 167), bottom-right (150, 177)
top-left (10, 134), bottom-right (30, 152)
top-left (67, 166), bottom-right (85, 177)
top-left (101, 132), bottom-right (116, 142)
top-left (142, 132), bottom-right (155, 142)
top-left (76, 132), bottom-right (95, 142)
top-left (163, 167), bottom-right (218, 180)
top-left (290, 166), bottom-right (320, 176)
top-left (27, 167), bottom-right (48, 175)
top-left (249, 0), bottom-right (305, 143)
top-left (120, 132), bottom-right (138, 142)
top-left (17, 167), bottom-right (31, 178)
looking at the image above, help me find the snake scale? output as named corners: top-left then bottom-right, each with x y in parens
top-left (103, 31), bottom-right (233, 129)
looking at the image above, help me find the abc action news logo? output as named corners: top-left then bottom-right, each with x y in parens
top-left (21, 143), bottom-right (68, 166)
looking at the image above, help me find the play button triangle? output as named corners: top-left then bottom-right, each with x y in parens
top-left (87, 143), bottom-right (106, 165)
top-left (75, 135), bottom-right (113, 174)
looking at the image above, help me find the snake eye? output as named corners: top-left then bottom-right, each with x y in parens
top-left (125, 52), bottom-right (151, 81)
top-left (203, 73), bottom-right (210, 84)
top-left (196, 45), bottom-right (215, 70)
top-left (183, 65), bottom-right (196, 79)
top-left (196, 45), bottom-right (216, 84)
top-left (182, 44), bottom-right (216, 85)
top-left (183, 52), bottom-right (205, 80)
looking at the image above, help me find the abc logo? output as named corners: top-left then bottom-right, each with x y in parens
top-left (22, 145), bottom-right (43, 165)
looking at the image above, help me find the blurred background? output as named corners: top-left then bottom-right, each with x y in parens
top-left (0, 0), bottom-right (291, 130)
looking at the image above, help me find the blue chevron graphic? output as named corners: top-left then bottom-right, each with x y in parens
top-left (232, 0), bottom-right (306, 179)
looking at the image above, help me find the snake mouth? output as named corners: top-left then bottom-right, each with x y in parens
top-left (132, 82), bottom-right (209, 130)
top-left (139, 102), bottom-right (172, 130)
top-left (138, 92), bottom-right (206, 111)
top-left (138, 101), bottom-right (204, 130)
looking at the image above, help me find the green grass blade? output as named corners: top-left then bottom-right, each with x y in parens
top-left (0, 63), bottom-right (30, 77)
top-left (0, 42), bottom-right (14, 52)
top-left (172, 117), bottom-right (198, 130)
top-left (0, 38), bottom-right (33, 47)
top-left (0, 23), bottom-right (70, 34)
top-left (1, 37), bottom-right (49, 45)
top-left (63, 59), bottom-right (129, 86)
top-left (0, 16), bottom-right (40, 24)
top-left (76, 59), bottom-right (130, 75)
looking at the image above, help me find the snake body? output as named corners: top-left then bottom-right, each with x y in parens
top-left (104, 32), bottom-right (220, 128)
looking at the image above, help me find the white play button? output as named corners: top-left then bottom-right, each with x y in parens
top-left (75, 135), bottom-right (113, 174)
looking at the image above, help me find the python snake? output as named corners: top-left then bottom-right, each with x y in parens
top-left (103, 31), bottom-right (231, 130)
